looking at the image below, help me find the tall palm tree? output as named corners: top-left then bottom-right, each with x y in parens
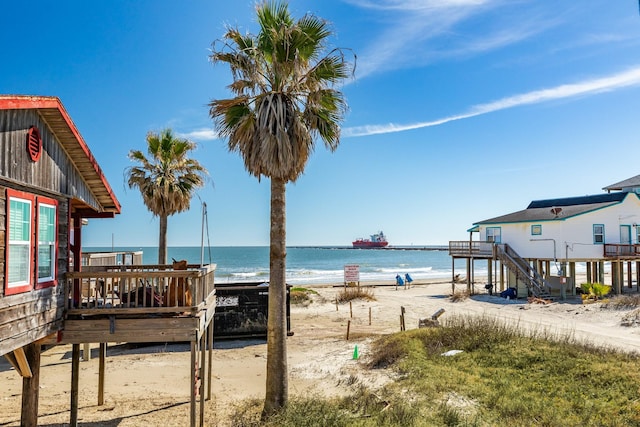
top-left (209, 1), bottom-right (353, 417)
top-left (126, 129), bottom-right (207, 264)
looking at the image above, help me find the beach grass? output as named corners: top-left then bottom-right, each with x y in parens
top-left (335, 286), bottom-right (376, 303)
top-left (228, 314), bottom-right (640, 426)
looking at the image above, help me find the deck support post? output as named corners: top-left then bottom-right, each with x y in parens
top-left (599, 262), bottom-right (605, 284)
top-left (487, 259), bottom-right (492, 286)
top-left (636, 262), bottom-right (640, 292)
top-left (207, 320), bottom-right (213, 401)
top-left (20, 343), bottom-right (41, 427)
top-left (628, 262), bottom-right (633, 289)
top-left (465, 258), bottom-right (471, 294)
top-left (569, 262), bottom-right (576, 296)
top-left (98, 343), bottom-right (106, 405)
top-left (199, 333), bottom-right (205, 427)
top-left (190, 342), bottom-right (196, 427)
top-left (70, 344), bottom-right (80, 427)
top-left (586, 262), bottom-right (592, 283)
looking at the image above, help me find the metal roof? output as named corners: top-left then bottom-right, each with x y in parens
top-left (0, 95), bottom-right (121, 215)
top-left (476, 193), bottom-right (632, 225)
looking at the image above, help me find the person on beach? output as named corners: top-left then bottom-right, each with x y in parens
top-left (396, 274), bottom-right (404, 286)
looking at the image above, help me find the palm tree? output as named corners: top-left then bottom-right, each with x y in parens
top-left (126, 129), bottom-right (207, 264)
top-left (209, 1), bottom-right (353, 417)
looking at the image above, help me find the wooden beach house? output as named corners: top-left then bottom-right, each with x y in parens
top-left (450, 176), bottom-right (640, 298)
top-left (0, 96), bottom-right (216, 427)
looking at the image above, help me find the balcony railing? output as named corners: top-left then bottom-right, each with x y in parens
top-left (604, 244), bottom-right (640, 258)
top-left (449, 241), bottom-right (495, 258)
top-left (64, 263), bottom-right (216, 315)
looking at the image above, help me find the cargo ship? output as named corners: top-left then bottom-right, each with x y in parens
top-left (352, 231), bottom-right (389, 248)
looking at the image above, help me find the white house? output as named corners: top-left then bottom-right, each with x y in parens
top-left (474, 192), bottom-right (640, 262)
top-left (450, 176), bottom-right (640, 297)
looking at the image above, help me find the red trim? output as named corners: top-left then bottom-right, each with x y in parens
top-left (35, 196), bottom-right (59, 289)
top-left (5, 189), bottom-right (35, 295)
top-left (0, 96), bottom-right (121, 213)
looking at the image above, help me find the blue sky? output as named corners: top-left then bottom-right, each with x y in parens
top-left (4, 1), bottom-right (640, 247)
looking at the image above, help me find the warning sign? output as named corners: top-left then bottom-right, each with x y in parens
top-left (344, 264), bottom-right (360, 283)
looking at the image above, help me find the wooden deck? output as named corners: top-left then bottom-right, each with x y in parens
top-left (60, 263), bottom-right (216, 344)
top-left (448, 241), bottom-right (495, 259)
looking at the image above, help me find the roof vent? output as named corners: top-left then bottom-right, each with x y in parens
top-left (26, 126), bottom-right (42, 162)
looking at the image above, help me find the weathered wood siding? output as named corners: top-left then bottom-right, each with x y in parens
top-left (0, 109), bottom-right (101, 210)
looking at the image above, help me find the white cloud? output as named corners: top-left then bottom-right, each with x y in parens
top-left (178, 128), bottom-right (219, 141)
top-left (348, 0), bottom-right (544, 79)
top-left (344, 66), bottom-right (640, 137)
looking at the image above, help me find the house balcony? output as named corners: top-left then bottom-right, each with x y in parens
top-left (603, 244), bottom-right (640, 259)
top-left (448, 241), bottom-right (495, 259)
top-left (60, 263), bottom-right (216, 344)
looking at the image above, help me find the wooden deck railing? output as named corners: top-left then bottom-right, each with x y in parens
top-left (64, 263), bottom-right (216, 315)
top-left (448, 241), bottom-right (495, 258)
top-left (604, 244), bottom-right (640, 258)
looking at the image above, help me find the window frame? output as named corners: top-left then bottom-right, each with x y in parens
top-left (4, 189), bottom-right (60, 295)
top-left (486, 226), bottom-right (502, 243)
top-left (531, 225), bottom-right (542, 236)
top-left (36, 196), bottom-right (58, 289)
top-left (593, 224), bottom-right (605, 245)
top-left (5, 189), bottom-right (35, 295)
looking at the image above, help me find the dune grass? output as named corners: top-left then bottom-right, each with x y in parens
top-left (335, 286), bottom-right (376, 304)
top-left (228, 314), bottom-right (640, 426)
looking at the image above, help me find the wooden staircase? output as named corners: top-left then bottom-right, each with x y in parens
top-left (495, 244), bottom-right (553, 299)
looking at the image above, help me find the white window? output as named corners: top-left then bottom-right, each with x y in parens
top-left (37, 201), bottom-right (57, 285)
top-left (5, 190), bottom-right (59, 295)
top-left (486, 227), bottom-right (501, 243)
top-left (7, 191), bottom-right (33, 294)
top-left (593, 224), bottom-right (605, 244)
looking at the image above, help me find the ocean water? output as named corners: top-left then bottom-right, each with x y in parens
top-left (84, 246), bottom-right (482, 286)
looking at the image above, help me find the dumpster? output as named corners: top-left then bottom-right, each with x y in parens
top-left (214, 282), bottom-right (292, 339)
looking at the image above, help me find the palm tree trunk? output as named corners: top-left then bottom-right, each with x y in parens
top-left (263, 177), bottom-right (288, 418)
top-left (159, 214), bottom-right (168, 265)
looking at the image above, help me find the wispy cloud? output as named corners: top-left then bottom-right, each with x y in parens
top-left (343, 66), bottom-right (640, 137)
top-left (178, 127), bottom-right (218, 141)
top-left (346, 0), bottom-right (546, 79)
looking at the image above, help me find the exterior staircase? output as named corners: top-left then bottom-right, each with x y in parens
top-left (495, 244), bottom-right (553, 299)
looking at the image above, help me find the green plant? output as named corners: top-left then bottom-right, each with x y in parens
top-left (581, 282), bottom-right (611, 301)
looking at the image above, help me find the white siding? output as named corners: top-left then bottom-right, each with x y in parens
top-left (477, 194), bottom-right (640, 261)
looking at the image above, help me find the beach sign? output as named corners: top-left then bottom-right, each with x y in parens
top-left (344, 264), bottom-right (360, 284)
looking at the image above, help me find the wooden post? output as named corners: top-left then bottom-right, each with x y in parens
top-left (599, 261), bottom-right (605, 284)
top-left (207, 321), bottom-right (213, 401)
top-left (335, 298), bottom-right (338, 311)
top-left (346, 320), bottom-right (351, 340)
top-left (636, 262), bottom-right (640, 293)
top-left (400, 306), bottom-right (406, 331)
top-left (70, 344), bottom-right (80, 427)
top-left (451, 257), bottom-right (455, 295)
top-left (349, 301), bottom-right (352, 318)
top-left (628, 262), bottom-right (633, 289)
top-left (98, 343), bottom-right (106, 406)
top-left (487, 259), bottom-right (492, 286)
top-left (586, 261), bottom-right (592, 283)
top-left (369, 307), bottom-right (372, 326)
top-left (82, 343), bottom-right (91, 361)
top-left (200, 333), bottom-right (205, 427)
top-left (20, 343), bottom-right (41, 427)
top-left (190, 342), bottom-right (196, 427)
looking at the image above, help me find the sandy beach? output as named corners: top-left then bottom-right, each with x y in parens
top-left (2, 277), bottom-right (640, 426)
